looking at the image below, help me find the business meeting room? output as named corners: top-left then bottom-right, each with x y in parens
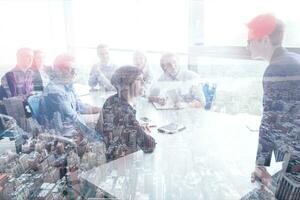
top-left (0, 0), bottom-right (300, 199)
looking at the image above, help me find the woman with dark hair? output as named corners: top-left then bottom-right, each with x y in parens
top-left (99, 66), bottom-right (156, 160)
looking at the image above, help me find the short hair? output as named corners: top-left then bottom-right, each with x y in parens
top-left (160, 53), bottom-right (177, 68)
top-left (16, 48), bottom-right (33, 57)
top-left (269, 19), bottom-right (284, 46)
top-left (247, 14), bottom-right (284, 46)
top-left (111, 66), bottom-right (142, 92)
top-left (53, 53), bottom-right (75, 72)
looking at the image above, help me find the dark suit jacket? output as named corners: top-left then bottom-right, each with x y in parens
top-left (257, 47), bottom-right (300, 166)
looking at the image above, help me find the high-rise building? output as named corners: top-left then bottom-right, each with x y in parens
top-left (275, 173), bottom-right (300, 200)
top-left (3, 97), bottom-right (26, 126)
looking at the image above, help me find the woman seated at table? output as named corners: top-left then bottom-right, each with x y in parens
top-left (99, 66), bottom-right (156, 161)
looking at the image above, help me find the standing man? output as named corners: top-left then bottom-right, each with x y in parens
top-left (88, 44), bottom-right (117, 91)
top-left (1, 48), bottom-right (34, 98)
top-left (247, 14), bottom-right (300, 188)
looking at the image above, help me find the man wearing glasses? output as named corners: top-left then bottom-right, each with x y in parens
top-left (247, 14), bottom-right (300, 193)
top-left (42, 54), bottom-right (103, 141)
top-left (148, 53), bottom-right (204, 108)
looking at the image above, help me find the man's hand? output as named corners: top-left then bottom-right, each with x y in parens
top-left (251, 166), bottom-right (272, 188)
top-left (141, 124), bottom-right (151, 134)
top-left (188, 100), bottom-right (203, 108)
top-left (148, 96), bottom-right (167, 106)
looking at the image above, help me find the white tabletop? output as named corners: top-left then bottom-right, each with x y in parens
top-left (74, 83), bottom-right (116, 107)
top-left (79, 96), bottom-right (269, 200)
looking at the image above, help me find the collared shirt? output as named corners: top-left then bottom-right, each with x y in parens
top-left (43, 81), bottom-right (101, 140)
top-left (102, 94), bottom-right (156, 160)
top-left (142, 67), bottom-right (153, 85)
top-left (257, 47), bottom-right (300, 167)
top-left (30, 68), bottom-right (43, 91)
top-left (30, 66), bottom-right (52, 91)
top-left (158, 69), bottom-right (199, 81)
top-left (88, 62), bottom-right (117, 90)
top-left (1, 66), bottom-right (33, 98)
top-left (150, 69), bottom-right (204, 103)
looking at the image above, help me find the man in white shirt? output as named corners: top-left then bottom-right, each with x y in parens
top-left (148, 53), bottom-right (204, 108)
top-left (88, 44), bottom-right (117, 91)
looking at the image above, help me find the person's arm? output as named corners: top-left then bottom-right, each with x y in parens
top-left (32, 70), bottom-right (44, 91)
top-left (255, 71), bottom-right (281, 167)
top-left (256, 118), bottom-right (274, 166)
top-left (102, 103), bottom-right (115, 146)
top-left (185, 84), bottom-right (205, 108)
top-left (136, 125), bottom-right (156, 153)
top-left (148, 96), bottom-right (167, 105)
top-left (96, 71), bottom-right (115, 91)
top-left (1, 74), bottom-right (10, 98)
top-left (127, 112), bottom-right (156, 153)
top-left (49, 93), bottom-right (103, 141)
top-left (76, 98), bottom-right (100, 115)
top-left (3, 72), bottom-right (16, 97)
top-left (251, 75), bottom-right (277, 186)
top-left (148, 86), bottom-right (167, 105)
top-left (88, 65), bottom-right (99, 88)
top-left (251, 115), bottom-right (274, 188)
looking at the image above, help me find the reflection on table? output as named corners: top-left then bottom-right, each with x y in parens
top-left (80, 98), bottom-right (273, 200)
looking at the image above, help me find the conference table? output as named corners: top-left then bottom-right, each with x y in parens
top-left (76, 85), bottom-right (277, 200)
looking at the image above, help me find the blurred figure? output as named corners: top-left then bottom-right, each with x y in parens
top-left (88, 44), bottom-right (117, 91)
top-left (148, 53), bottom-right (204, 108)
top-left (158, 53), bottom-right (198, 81)
top-left (133, 50), bottom-right (153, 86)
top-left (30, 50), bottom-right (52, 91)
top-left (246, 14), bottom-right (300, 190)
top-left (42, 54), bottom-right (103, 141)
top-left (99, 66), bottom-right (156, 161)
top-left (1, 48), bottom-right (34, 98)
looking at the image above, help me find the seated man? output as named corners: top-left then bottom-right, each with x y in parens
top-left (133, 50), bottom-right (153, 86)
top-left (88, 44), bottom-right (117, 91)
top-left (98, 66), bottom-right (156, 161)
top-left (148, 53), bottom-right (204, 108)
top-left (43, 54), bottom-right (102, 141)
top-left (30, 50), bottom-right (53, 91)
top-left (1, 48), bottom-right (34, 99)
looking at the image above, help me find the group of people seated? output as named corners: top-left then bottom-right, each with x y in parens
top-left (0, 44), bottom-right (205, 162)
top-left (0, 48), bottom-right (51, 99)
